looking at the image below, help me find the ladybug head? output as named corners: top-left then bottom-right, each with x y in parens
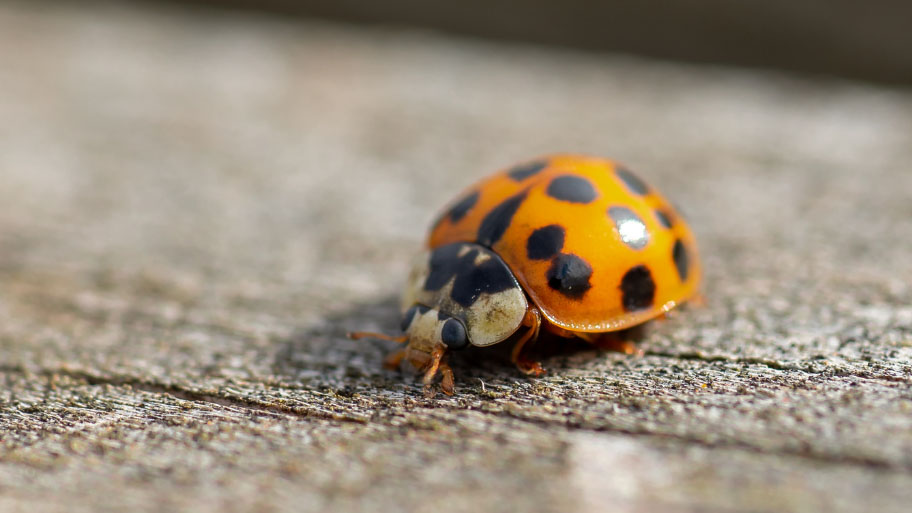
top-left (399, 304), bottom-right (470, 355)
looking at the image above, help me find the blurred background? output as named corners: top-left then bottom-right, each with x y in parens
top-left (162, 0), bottom-right (912, 84)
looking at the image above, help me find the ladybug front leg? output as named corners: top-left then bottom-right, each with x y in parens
top-left (437, 360), bottom-right (455, 397)
top-left (349, 331), bottom-right (410, 370)
top-left (422, 345), bottom-right (455, 397)
top-left (510, 306), bottom-right (545, 376)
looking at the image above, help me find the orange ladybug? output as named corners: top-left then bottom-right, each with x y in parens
top-left (352, 154), bottom-right (701, 395)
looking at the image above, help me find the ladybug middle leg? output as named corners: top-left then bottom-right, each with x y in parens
top-left (577, 331), bottom-right (643, 356)
top-left (382, 347), bottom-right (408, 370)
top-left (510, 306), bottom-right (545, 376)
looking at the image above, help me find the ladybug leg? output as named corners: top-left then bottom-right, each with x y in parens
top-left (580, 332), bottom-right (643, 356)
top-left (511, 306), bottom-right (545, 376)
top-left (438, 360), bottom-right (455, 396)
top-left (383, 347), bottom-right (407, 370)
top-left (422, 344), bottom-right (454, 397)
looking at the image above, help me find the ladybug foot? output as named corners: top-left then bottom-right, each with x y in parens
top-left (422, 346), bottom-right (455, 397)
top-left (422, 362), bottom-right (455, 397)
top-left (515, 359), bottom-right (546, 376)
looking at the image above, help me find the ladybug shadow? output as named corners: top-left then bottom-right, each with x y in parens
top-left (272, 294), bottom-right (402, 385)
top-left (272, 294), bottom-right (648, 393)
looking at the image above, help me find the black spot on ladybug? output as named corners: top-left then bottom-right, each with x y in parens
top-left (546, 254), bottom-right (592, 299)
top-left (441, 317), bottom-right (469, 350)
top-left (424, 243), bottom-right (517, 307)
top-left (620, 265), bottom-right (656, 312)
top-left (546, 175), bottom-right (597, 204)
top-left (616, 167), bottom-right (649, 195)
top-left (450, 260), bottom-right (517, 307)
top-left (673, 239), bottom-right (689, 281)
top-left (477, 191), bottom-right (527, 247)
top-left (526, 225), bottom-right (565, 260)
top-left (608, 206), bottom-right (650, 250)
top-left (401, 306), bottom-right (418, 331)
top-left (655, 209), bottom-right (673, 229)
top-left (508, 160), bottom-right (548, 181)
top-left (400, 305), bottom-right (429, 331)
top-left (447, 190), bottom-right (479, 223)
top-left (423, 244), bottom-right (470, 292)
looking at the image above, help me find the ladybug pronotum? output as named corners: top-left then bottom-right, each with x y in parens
top-left (352, 154), bottom-right (701, 395)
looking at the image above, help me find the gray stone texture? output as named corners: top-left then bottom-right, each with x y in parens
top-left (1, 2), bottom-right (911, 512)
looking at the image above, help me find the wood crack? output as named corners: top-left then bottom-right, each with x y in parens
top-left (1, 365), bottom-right (369, 424)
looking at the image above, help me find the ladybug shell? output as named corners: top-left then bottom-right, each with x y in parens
top-left (428, 154), bottom-right (701, 333)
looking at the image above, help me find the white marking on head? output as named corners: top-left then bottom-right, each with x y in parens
top-left (402, 307), bottom-right (446, 354)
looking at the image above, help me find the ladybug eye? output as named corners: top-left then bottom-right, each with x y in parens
top-left (440, 318), bottom-right (469, 350)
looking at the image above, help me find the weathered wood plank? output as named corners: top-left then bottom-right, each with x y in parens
top-left (1, 2), bottom-right (912, 512)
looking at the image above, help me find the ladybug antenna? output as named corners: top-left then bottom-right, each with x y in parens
top-left (348, 331), bottom-right (408, 344)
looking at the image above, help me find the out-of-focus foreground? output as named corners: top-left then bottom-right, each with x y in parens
top-left (1, 2), bottom-right (912, 513)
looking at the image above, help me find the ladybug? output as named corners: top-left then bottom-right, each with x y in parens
top-left (352, 154), bottom-right (700, 395)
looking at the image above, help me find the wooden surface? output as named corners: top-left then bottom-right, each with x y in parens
top-left (2, 2), bottom-right (912, 512)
